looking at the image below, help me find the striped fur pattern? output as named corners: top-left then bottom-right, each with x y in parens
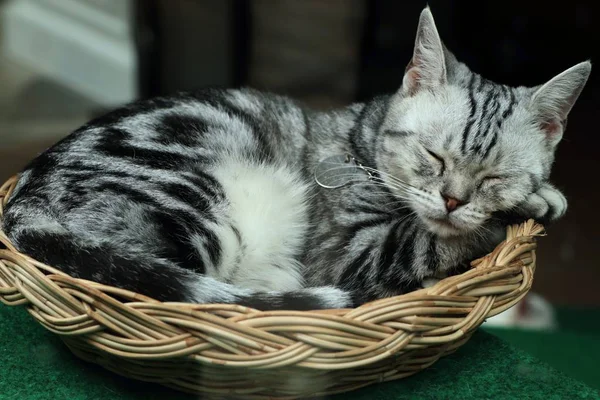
top-left (1, 8), bottom-right (591, 310)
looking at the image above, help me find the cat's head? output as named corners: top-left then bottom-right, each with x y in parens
top-left (377, 6), bottom-right (591, 237)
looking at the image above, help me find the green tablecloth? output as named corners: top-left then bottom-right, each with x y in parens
top-left (1, 305), bottom-right (598, 400)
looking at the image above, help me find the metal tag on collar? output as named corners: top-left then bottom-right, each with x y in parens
top-left (314, 154), bottom-right (372, 189)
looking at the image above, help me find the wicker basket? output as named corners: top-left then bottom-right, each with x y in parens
top-left (0, 175), bottom-right (543, 399)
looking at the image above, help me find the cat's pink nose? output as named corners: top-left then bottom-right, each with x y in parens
top-left (441, 192), bottom-right (467, 213)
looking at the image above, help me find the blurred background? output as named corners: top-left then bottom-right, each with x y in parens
top-left (0, 0), bottom-right (598, 389)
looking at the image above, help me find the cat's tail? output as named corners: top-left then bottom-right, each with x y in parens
top-left (3, 224), bottom-right (354, 311)
top-left (231, 286), bottom-right (354, 311)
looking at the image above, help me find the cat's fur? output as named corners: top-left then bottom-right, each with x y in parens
top-left (1, 8), bottom-right (590, 310)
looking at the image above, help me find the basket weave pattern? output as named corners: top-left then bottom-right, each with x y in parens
top-left (0, 176), bottom-right (543, 399)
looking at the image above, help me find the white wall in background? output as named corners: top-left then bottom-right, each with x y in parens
top-left (1, 0), bottom-right (137, 106)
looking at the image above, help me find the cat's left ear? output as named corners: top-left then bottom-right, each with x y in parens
top-left (530, 61), bottom-right (591, 146)
top-left (401, 7), bottom-right (447, 96)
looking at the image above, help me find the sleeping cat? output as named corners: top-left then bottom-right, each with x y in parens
top-left (2, 7), bottom-right (590, 310)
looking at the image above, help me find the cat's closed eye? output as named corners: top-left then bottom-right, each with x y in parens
top-left (479, 176), bottom-right (506, 189)
top-left (425, 149), bottom-right (445, 175)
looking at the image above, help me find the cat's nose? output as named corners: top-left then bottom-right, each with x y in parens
top-left (440, 192), bottom-right (467, 213)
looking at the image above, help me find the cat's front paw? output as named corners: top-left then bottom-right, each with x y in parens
top-left (517, 183), bottom-right (567, 224)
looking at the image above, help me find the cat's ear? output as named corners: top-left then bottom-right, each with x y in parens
top-left (530, 61), bottom-right (591, 146)
top-left (401, 7), bottom-right (447, 96)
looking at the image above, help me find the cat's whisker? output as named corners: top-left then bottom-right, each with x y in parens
top-left (393, 212), bottom-right (418, 227)
top-left (349, 185), bottom-right (414, 201)
top-left (470, 228), bottom-right (485, 242)
top-left (474, 225), bottom-right (493, 242)
top-left (367, 176), bottom-right (414, 194)
top-left (377, 196), bottom-right (409, 206)
top-left (387, 205), bottom-right (414, 213)
top-left (361, 175), bottom-right (416, 194)
top-left (370, 193), bottom-right (404, 202)
top-left (359, 166), bottom-right (416, 189)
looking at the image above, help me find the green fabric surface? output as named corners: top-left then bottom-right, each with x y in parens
top-left (484, 307), bottom-right (600, 391)
top-left (1, 305), bottom-right (598, 400)
top-left (487, 328), bottom-right (600, 392)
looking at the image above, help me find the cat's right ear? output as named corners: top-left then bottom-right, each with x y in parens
top-left (401, 7), bottom-right (447, 96)
top-left (530, 61), bottom-right (591, 147)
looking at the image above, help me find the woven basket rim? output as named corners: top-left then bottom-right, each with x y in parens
top-left (0, 175), bottom-right (544, 399)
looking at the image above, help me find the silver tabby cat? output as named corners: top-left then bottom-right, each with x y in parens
top-left (2, 8), bottom-right (590, 310)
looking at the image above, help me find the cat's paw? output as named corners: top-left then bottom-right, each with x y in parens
top-left (517, 183), bottom-right (567, 224)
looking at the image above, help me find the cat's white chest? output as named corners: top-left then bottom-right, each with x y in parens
top-left (210, 158), bottom-right (311, 291)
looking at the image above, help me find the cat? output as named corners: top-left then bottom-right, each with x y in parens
top-left (1, 7), bottom-right (590, 310)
